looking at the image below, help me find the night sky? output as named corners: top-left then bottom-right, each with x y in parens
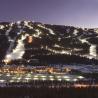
top-left (0, 0), bottom-right (98, 28)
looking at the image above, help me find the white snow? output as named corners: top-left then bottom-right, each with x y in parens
top-left (38, 24), bottom-right (55, 35)
top-left (4, 34), bottom-right (28, 61)
top-left (73, 29), bottom-right (78, 36)
top-left (54, 44), bottom-right (61, 48)
top-left (33, 29), bottom-right (42, 38)
top-left (24, 21), bottom-right (33, 29)
top-left (89, 45), bottom-right (97, 57)
top-left (79, 39), bottom-right (88, 43)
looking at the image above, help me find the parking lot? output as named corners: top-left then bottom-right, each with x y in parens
top-left (0, 72), bottom-right (84, 83)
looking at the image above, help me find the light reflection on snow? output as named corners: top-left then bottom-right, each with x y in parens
top-left (4, 34), bottom-right (28, 62)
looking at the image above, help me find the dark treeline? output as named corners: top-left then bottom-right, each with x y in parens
top-left (0, 86), bottom-right (98, 98)
top-left (34, 54), bottom-right (98, 65)
top-left (7, 54), bottom-right (98, 65)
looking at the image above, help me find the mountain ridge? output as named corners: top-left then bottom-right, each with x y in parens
top-left (0, 21), bottom-right (98, 65)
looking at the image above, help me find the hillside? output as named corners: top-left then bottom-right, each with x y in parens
top-left (0, 21), bottom-right (98, 65)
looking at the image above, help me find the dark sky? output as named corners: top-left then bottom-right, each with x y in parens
top-left (0, 0), bottom-right (98, 28)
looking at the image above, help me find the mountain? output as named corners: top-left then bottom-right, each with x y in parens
top-left (0, 21), bottom-right (98, 65)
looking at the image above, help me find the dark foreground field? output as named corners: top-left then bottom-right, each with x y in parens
top-left (0, 86), bottom-right (98, 98)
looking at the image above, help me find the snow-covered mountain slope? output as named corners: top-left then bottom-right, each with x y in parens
top-left (0, 21), bottom-right (98, 64)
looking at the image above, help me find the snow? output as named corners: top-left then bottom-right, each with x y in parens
top-left (33, 29), bottom-right (42, 38)
top-left (73, 29), bottom-right (78, 36)
top-left (38, 24), bottom-right (55, 35)
top-left (89, 45), bottom-right (97, 57)
top-left (4, 34), bottom-right (28, 61)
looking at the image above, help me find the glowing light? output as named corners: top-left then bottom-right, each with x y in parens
top-left (27, 73), bottom-right (31, 77)
top-left (0, 80), bottom-right (5, 83)
top-left (65, 78), bottom-right (70, 81)
top-left (28, 36), bottom-right (33, 43)
top-left (54, 44), bottom-right (60, 48)
top-left (25, 77), bottom-right (31, 80)
top-left (47, 47), bottom-right (70, 55)
top-left (6, 73), bottom-right (11, 77)
top-left (74, 29), bottom-right (78, 35)
top-left (80, 39), bottom-right (88, 43)
top-left (41, 78), bottom-right (46, 81)
top-left (17, 77), bottom-right (22, 80)
top-left (10, 80), bottom-right (14, 83)
top-left (89, 45), bottom-right (97, 57)
top-left (38, 24), bottom-right (55, 35)
top-left (41, 75), bottom-right (46, 78)
top-left (56, 76), bottom-right (61, 78)
top-left (34, 75), bottom-right (38, 78)
top-left (58, 78), bottom-right (62, 81)
top-left (6, 54), bottom-right (11, 58)
top-left (17, 21), bottom-right (21, 24)
top-left (33, 78), bottom-right (39, 80)
top-left (50, 78), bottom-right (54, 81)
top-left (78, 76), bottom-right (84, 79)
top-left (33, 29), bottom-right (42, 38)
top-left (73, 78), bottom-right (78, 82)
top-left (24, 21), bottom-right (33, 29)
top-left (49, 76), bottom-right (54, 78)
top-left (12, 77), bottom-right (17, 79)
top-left (3, 59), bottom-right (11, 65)
top-left (74, 84), bottom-right (89, 88)
top-left (63, 76), bottom-right (69, 79)
top-left (0, 25), bottom-right (4, 29)
top-left (4, 34), bottom-right (28, 61)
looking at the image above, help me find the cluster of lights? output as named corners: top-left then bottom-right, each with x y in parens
top-left (10, 22), bottom-right (14, 27)
top-left (1, 21), bottom-right (98, 65)
top-left (94, 28), bottom-right (98, 33)
top-left (0, 71), bottom-right (85, 83)
top-left (54, 44), bottom-right (61, 48)
top-left (24, 21), bottom-right (33, 29)
top-left (33, 29), bottom-right (42, 38)
top-left (28, 36), bottom-right (33, 43)
top-left (46, 46), bottom-right (71, 55)
top-left (73, 29), bottom-right (78, 36)
top-left (0, 25), bottom-right (5, 29)
top-left (4, 34), bottom-right (28, 64)
top-left (79, 38), bottom-right (97, 59)
top-left (38, 24), bottom-right (55, 35)
top-left (89, 45), bottom-right (97, 57)
top-left (33, 78), bottom-right (39, 80)
top-left (0, 80), bottom-right (5, 83)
